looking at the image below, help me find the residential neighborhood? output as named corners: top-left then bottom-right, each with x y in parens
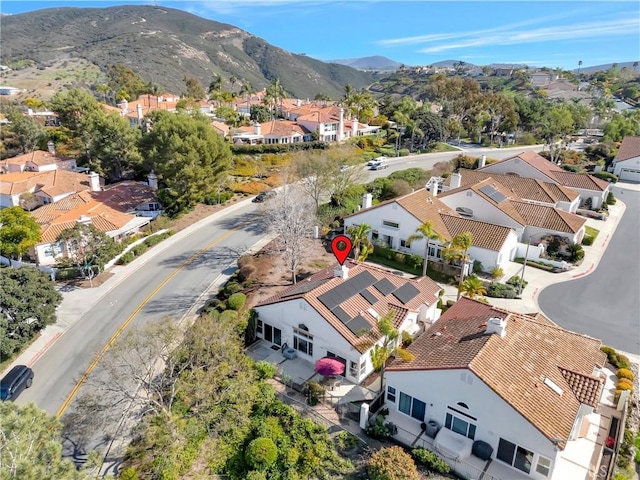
top-left (0, 4), bottom-right (639, 480)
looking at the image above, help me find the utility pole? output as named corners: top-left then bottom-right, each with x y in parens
top-left (518, 236), bottom-right (532, 295)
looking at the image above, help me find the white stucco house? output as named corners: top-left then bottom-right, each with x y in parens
top-left (384, 297), bottom-right (618, 480)
top-left (611, 136), bottom-right (640, 182)
top-left (478, 151), bottom-right (610, 210)
top-left (253, 261), bottom-right (442, 385)
top-left (439, 177), bottom-right (587, 245)
top-left (344, 189), bottom-right (519, 273)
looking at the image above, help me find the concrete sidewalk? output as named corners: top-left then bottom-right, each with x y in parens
top-left (2, 197), bottom-right (259, 376)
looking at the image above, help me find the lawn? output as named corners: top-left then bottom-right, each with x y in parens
top-left (585, 226), bottom-right (600, 240)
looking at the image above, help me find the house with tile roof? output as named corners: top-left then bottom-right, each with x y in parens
top-left (439, 177), bottom-right (587, 244)
top-left (231, 120), bottom-right (311, 145)
top-left (30, 190), bottom-right (152, 266)
top-left (344, 190), bottom-right (519, 273)
top-left (442, 168), bottom-right (581, 213)
top-left (253, 261), bottom-right (442, 385)
top-left (384, 296), bottom-right (615, 480)
top-left (610, 136), bottom-right (640, 182)
top-left (478, 151), bottom-right (610, 209)
top-left (1, 149), bottom-right (77, 174)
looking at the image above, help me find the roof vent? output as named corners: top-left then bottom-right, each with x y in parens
top-left (543, 377), bottom-right (564, 396)
top-left (333, 264), bottom-right (349, 280)
top-left (485, 317), bottom-right (506, 338)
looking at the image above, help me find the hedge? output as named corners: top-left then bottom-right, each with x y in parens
top-left (514, 257), bottom-right (555, 272)
top-left (593, 171), bottom-right (618, 183)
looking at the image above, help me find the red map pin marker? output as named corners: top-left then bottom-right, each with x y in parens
top-left (331, 235), bottom-right (353, 265)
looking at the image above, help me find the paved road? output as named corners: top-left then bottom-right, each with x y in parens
top-left (538, 187), bottom-right (640, 354)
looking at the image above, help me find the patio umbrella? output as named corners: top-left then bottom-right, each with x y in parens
top-left (315, 357), bottom-right (345, 377)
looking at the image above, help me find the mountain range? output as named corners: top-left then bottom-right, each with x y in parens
top-left (0, 5), bottom-right (376, 100)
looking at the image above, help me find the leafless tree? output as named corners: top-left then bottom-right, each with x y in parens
top-left (265, 181), bottom-right (317, 284)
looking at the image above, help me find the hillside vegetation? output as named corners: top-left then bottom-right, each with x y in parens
top-left (0, 5), bottom-right (376, 99)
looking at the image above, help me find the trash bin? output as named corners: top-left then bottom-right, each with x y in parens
top-left (425, 420), bottom-right (439, 439)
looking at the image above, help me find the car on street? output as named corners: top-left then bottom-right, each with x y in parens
top-left (370, 160), bottom-right (389, 170)
top-left (253, 190), bottom-right (276, 203)
top-left (0, 365), bottom-right (34, 401)
top-left (367, 156), bottom-right (387, 166)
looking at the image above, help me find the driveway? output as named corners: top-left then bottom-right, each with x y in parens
top-left (538, 186), bottom-right (640, 354)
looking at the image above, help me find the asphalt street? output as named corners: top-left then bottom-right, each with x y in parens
top-left (538, 187), bottom-right (640, 354)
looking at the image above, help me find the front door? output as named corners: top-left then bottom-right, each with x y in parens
top-left (264, 323), bottom-right (282, 346)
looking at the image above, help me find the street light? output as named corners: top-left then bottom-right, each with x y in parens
top-left (518, 236), bottom-right (533, 295)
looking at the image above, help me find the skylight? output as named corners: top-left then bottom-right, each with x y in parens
top-left (543, 377), bottom-right (563, 396)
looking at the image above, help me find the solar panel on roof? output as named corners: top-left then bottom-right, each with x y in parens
top-left (360, 289), bottom-right (378, 305)
top-left (317, 271), bottom-right (377, 310)
top-left (392, 282), bottom-right (421, 304)
top-left (479, 184), bottom-right (507, 203)
top-left (373, 278), bottom-right (396, 296)
top-left (331, 306), bottom-right (352, 324)
top-left (346, 315), bottom-right (372, 336)
top-left (283, 280), bottom-right (326, 297)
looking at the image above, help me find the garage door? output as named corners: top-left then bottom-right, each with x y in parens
top-left (619, 168), bottom-right (640, 182)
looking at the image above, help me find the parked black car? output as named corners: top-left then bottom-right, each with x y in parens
top-left (253, 190), bottom-right (276, 203)
top-left (0, 365), bottom-right (34, 401)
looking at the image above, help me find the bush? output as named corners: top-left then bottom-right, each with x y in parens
top-left (568, 243), bottom-right (585, 262)
top-left (388, 168), bottom-right (431, 189)
top-left (617, 379), bottom-right (634, 391)
top-left (507, 275), bottom-right (527, 289)
top-left (617, 354), bottom-right (631, 369)
top-left (582, 235), bottom-right (595, 246)
top-left (617, 368), bottom-right (635, 381)
top-left (491, 266), bottom-right (504, 279)
top-left (117, 251), bottom-right (136, 265)
top-left (606, 191), bottom-right (617, 205)
top-left (401, 330), bottom-right (413, 347)
top-left (593, 171), bottom-right (618, 183)
top-left (203, 191), bottom-right (233, 205)
top-left (237, 254), bottom-right (254, 269)
top-left (412, 447), bottom-right (451, 474)
top-left (304, 381), bottom-right (325, 406)
top-left (368, 446), bottom-right (421, 480)
top-left (239, 264), bottom-right (257, 283)
top-left (485, 281), bottom-right (519, 299)
top-left (366, 415), bottom-right (391, 439)
top-left (227, 292), bottom-right (247, 311)
top-left (254, 361), bottom-right (277, 379)
top-left (118, 467), bottom-right (139, 480)
top-left (335, 431), bottom-right (359, 451)
top-left (245, 437), bottom-right (278, 470)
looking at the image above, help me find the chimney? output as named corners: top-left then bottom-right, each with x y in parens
top-left (430, 181), bottom-right (439, 197)
top-left (334, 264), bottom-right (349, 279)
top-left (47, 141), bottom-right (55, 155)
top-left (362, 193), bottom-right (373, 209)
top-left (297, 99), bottom-right (302, 107)
top-left (77, 214), bottom-right (92, 225)
top-left (120, 99), bottom-right (128, 115)
top-left (137, 103), bottom-right (143, 123)
top-left (485, 317), bottom-right (507, 338)
top-left (88, 171), bottom-right (101, 192)
top-left (450, 172), bottom-right (462, 189)
top-left (352, 118), bottom-right (358, 137)
top-left (147, 171), bottom-right (158, 190)
top-left (478, 155), bottom-right (486, 168)
top-left (254, 122), bottom-right (261, 136)
top-left (338, 107), bottom-right (345, 142)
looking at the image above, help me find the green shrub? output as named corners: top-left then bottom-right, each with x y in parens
top-left (472, 260), bottom-right (483, 274)
top-left (366, 415), bottom-right (391, 439)
top-left (412, 447), bottom-right (451, 474)
top-left (606, 191), bottom-right (617, 205)
top-left (568, 243), bottom-right (585, 262)
top-left (401, 330), bottom-right (413, 347)
top-left (491, 266), bottom-right (504, 279)
top-left (254, 361), bottom-right (277, 379)
top-left (506, 275), bottom-right (527, 289)
top-left (245, 471), bottom-right (268, 480)
top-left (582, 235), bottom-right (595, 246)
top-left (368, 446), bottom-right (420, 480)
top-left (617, 354), bottom-right (631, 369)
top-left (118, 466), bottom-right (139, 480)
top-left (335, 430), bottom-right (359, 451)
top-left (203, 191), bottom-right (233, 205)
top-left (593, 171), bottom-right (618, 183)
top-left (304, 381), bottom-right (325, 406)
top-left (117, 252), bottom-right (136, 265)
top-left (245, 437), bottom-right (278, 470)
top-left (617, 368), bottom-right (635, 381)
top-left (227, 292), bottom-right (247, 311)
top-left (485, 281), bottom-right (519, 299)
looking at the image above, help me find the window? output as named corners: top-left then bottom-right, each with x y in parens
top-left (536, 456), bottom-right (552, 477)
top-left (349, 361), bottom-right (358, 378)
top-left (444, 406), bottom-right (477, 440)
top-left (372, 231), bottom-right (379, 240)
top-left (400, 239), bottom-right (408, 248)
top-left (497, 438), bottom-right (534, 474)
top-left (382, 220), bottom-right (399, 229)
top-left (387, 386), bottom-right (396, 403)
top-left (44, 242), bottom-right (63, 258)
top-left (256, 320), bottom-right (263, 334)
top-left (293, 326), bottom-right (313, 356)
top-left (398, 392), bottom-right (426, 421)
top-left (360, 359), bottom-right (366, 376)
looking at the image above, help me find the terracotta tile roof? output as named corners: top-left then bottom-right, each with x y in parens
top-left (297, 106), bottom-right (342, 124)
top-left (445, 169), bottom-right (579, 204)
top-left (615, 136), bottom-right (640, 162)
top-left (511, 201), bottom-right (586, 233)
top-left (548, 170), bottom-right (609, 191)
top-left (4, 150), bottom-right (74, 166)
top-left (389, 297), bottom-right (606, 445)
top-left (0, 170), bottom-right (91, 197)
top-left (396, 189), bottom-right (457, 241)
top-left (92, 182), bottom-right (158, 213)
top-left (31, 191), bottom-right (134, 243)
top-left (483, 151), bottom-right (609, 191)
top-left (36, 170), bottom-right (93, 197)
top-left (559, 367), bottom-right (604, 407)
top-left (440, 214), bottom-right (514, 251)
top-left (256, 261), bottom-right (442, 352)
top-left (211, 120), bottom-right (230, 135)
top-left (0, 171), bottom-right (42, 195)
top-left (261, 120), bottom-right (310, 137)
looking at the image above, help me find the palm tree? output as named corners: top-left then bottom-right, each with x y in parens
top-left (361, 311), bottom-right (414, 393)
top-left (239, 81), bottom-right (253, 114)
top-left (264, 78), bottom-right (287, 120)
top-left (577, 60), bottom-right (583, 78)
top-left (346, 223), bottom-right (373, 261)
top-left (442, 232), bottom-right (473, 300)
top-left (407, 221), bottom-right (444, 277)
top-left (458, 274), bottom-right (486, 299)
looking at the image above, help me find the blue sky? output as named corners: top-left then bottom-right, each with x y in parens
top-left (2, 1), bottom-right (638, 69)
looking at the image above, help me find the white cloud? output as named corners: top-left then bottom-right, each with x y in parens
top-left (416, 18), bottom-right (638, 54)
